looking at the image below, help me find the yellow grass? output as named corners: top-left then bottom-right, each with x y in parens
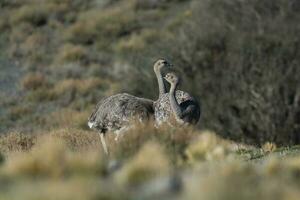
top-left (51, 78), bottom-right (105, 96)
top-left (115, 141), bottom-right (170, 186)
top-left (56, 44), bottom-right (88, 63)
top-left (20, 72), bottom-right (48, 91)
top-left (0, 127), bottom-right (299, 199)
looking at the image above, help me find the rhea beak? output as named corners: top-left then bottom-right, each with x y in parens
top-left (163, 60), bottom-right (173, 67)
top-left (166, 62), bottom-right (173, 67)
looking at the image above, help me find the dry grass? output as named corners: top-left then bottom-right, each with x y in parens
top-left (24, 77), bottom-right (109, 103)
top-left (0, 129), bottom-right (98, 156)
top-left (262, 142), bottom-right (277, 153)
top-left (20, 72), bottom-right (48, 91)
top-left (45, 109), bottom-right (90, 129)
top-left (0, 127), bottom-right (299, 199)
top-left (182, 157), bottom-right (300, 200)
top-left (48, 128), bottom-right (100, 150)
top-left (0, 178), bottom-right (126, 200)
top-left (0, 132), bottom-right (36, 155)
top-left (51, 78), bottom-right (105, 97)
top-left (17, 32), bottom-right (50, 64)
top-left (115, 141), bottom-right (170, 186)
top-left (3, 136), bottom-right (105, 178)
top-left (108, 122), bottom-right (197, 162)
top-left (185, 130), bottom-right (239, 164)
top-left (56, 44), bottom-right (89, 64)
top-left (64, 1), bottom-right (138, 47)
top-left (115, 29), bottom-right (163, 52)
top-left (20, 32), bottom-right (48, 54)
top-left (25, 88), bottom-right (57, 102)
top-left (10, 4), bottom-right (51, 26)
top-left (8, 106), bottom-right (32, 121)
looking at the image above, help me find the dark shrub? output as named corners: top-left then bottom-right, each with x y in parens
top-left (119, 0), bottom-right (300, 145)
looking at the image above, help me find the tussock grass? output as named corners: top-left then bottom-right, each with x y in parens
top-left (115, 141), bottom-right (170, 186)
top-left (108, 122), bottom-right (196, 162)
top-left (48, 128), bottom-right (100, 150)
top-left (3, 136), bottom-right (105, 178)
top-left (182, 156), bottom-right (300, 200)
top-left (8, 106), bottom-right (32, 121)
top-left (0, 132), bottom-right (36, 155)
top-left (20, 72), bottom-right (48, 91)
top-left (56, 44), bottom-right (89, 64)
top-left (45, 109), bottom-right (90, 129)
top-left (0, 128), bottom-right (98, 156)
top-left (64, 1), bottom-right (138, 47)
top-left (10, 4), bottom-right (51, 26)
top-left (0, 127), bottom-right (300, 199)
top-left (24, 77), bottom-right (110, 104)
top-left (114, 29), bottom-right (165, 52)
top-left (51, 78), bottom-right (105, 97)
top-left (185, 130), bottom-right (239, 163)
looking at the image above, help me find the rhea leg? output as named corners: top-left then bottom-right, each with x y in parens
top-left (98, 132), bottom-right (109, 155)
top-left (114, 126), bottom-right (130, 141)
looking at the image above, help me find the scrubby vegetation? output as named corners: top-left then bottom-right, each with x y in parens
top-left (0, 0), bottom-right (299, 199)
top-left (0, 127), bottom-right (299, 199)
top-left (1, 0), bottom-right (299, 145)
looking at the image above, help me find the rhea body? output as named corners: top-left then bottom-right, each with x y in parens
top-left (155, 72), bottom-right (200, 126)
top-left (88, 59), bottom-right (171, 154)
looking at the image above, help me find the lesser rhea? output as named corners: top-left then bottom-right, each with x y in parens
top-left (88, 59), bottom-right (172, 154)
top-left (155, 72), bottom-right (200, 126)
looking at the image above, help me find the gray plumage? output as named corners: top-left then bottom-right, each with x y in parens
top-left (88, 93), bottom-right (154, 154)
top-left (88, 93), bottom-right (154, 133)
top-left (155, 73), bottom-right (200, 126)
top-left (88, 59), bottom-right (172, 154)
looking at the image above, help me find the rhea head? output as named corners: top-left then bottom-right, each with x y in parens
top-left (153, 58), bottom-right (172, 72)
top-left (164, 72), bottom-right (180, 86)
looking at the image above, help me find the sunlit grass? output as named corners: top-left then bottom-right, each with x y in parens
top-left (0, 127), bottom-right (300, 199)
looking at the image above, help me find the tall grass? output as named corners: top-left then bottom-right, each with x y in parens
top-left (0, 127), bottom-right (299, 199)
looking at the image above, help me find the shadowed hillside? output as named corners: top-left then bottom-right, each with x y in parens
top-left (0, 0), bottom-right (299, 145)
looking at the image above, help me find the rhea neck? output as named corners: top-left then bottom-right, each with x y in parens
top-left (169, 80), bottom-right (184, 124)
top-left (154, 67), bottom-right (166, 97)
top-left (169, 81), bottom-right (178, 96)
